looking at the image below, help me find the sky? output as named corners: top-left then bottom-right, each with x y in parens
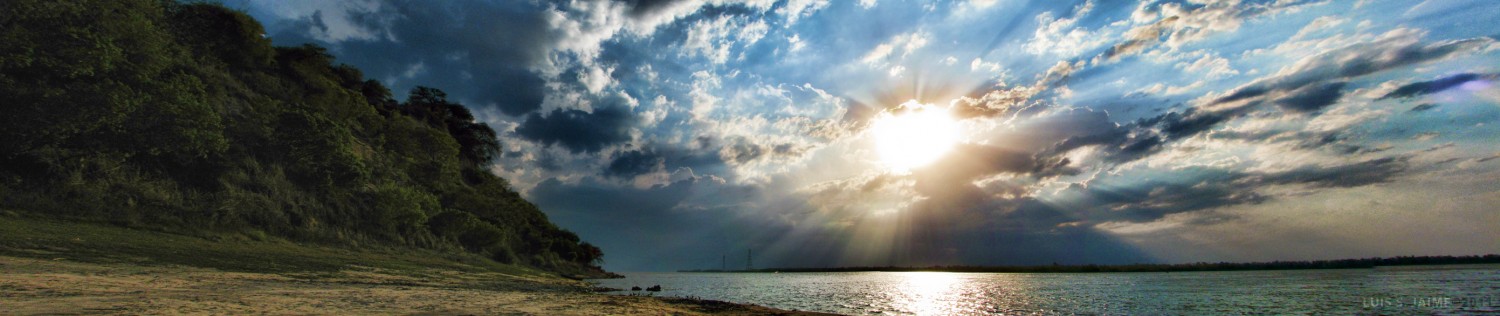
top-left (229, 0), bottom-right (1500, 271)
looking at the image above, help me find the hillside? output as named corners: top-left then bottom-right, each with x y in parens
top-left (0, 0), bottom-right (606, 277)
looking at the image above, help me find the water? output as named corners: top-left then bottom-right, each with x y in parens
top-left (593, 265), bottom-right (1500, 315)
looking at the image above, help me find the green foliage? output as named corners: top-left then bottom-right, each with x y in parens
top-left (0, 0), bottom-right (605, 276)
top-left (163, 3), bottom-right (275, 70)
top-left (366, 183), bottom-right (437, 235)
top-left (0, 0), bottom-right (227, 166)
top-left (274, 109), bottom-right (368, 189)
top-left (401, 87), bottom-right (502, 167)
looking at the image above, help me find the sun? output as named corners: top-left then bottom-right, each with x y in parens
top-left (870, 101), bottom-right (960, 172)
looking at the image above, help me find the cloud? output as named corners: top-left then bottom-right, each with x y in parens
top-left (1408, 103), bottom-right (1439, 112)
top-left (605, 149), bottom-right (667, 178)
top-left (1059, 155), bottom-right (1409, 226)
top-left (1210, 28), bottom-right (1491, 113)
top-left (1096, 16), bottom-right (1176, 63)
top-left (776, 0), bottom-right (830, 25)
top-left (860, 31), bottom-right (930, 66)
top-left (515, 106), bottom-right (636, 154)
top-left (1025, 1), bottom-right (1106, 57)
top-left (1059, 26), bottom-right (1490, 165)
top-left (1379, 73), bottom-right (1499, 100)
top-left (1176, 52), bottom-right (1239, 79)
top-left (1288, 15), bottom-right (1347, 41)
top-left (718, 136), bottom-right (806, 166)
top-left (950, 85), bottom-right (1043, 118)
top-left (1255, 156), bottom-right (1409, 189)
top-left (681, 14), bottom-right (770, 64)
top-left (1095, 0), bottom-right (1316, 64)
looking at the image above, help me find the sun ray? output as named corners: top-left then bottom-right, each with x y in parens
top-left (870, 101), bottom-right (960, 172)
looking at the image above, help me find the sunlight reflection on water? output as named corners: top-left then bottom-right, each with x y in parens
top-left (594, 265), bottom-right (1500, 315)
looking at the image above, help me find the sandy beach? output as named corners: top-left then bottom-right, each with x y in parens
top-left (0, 256), bottom-right (832, 315)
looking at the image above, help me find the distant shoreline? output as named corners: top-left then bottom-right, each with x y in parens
top-left (679, 254), bottom-right (1500, 273)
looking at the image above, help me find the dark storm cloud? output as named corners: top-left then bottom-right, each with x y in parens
top-left (913, 144), bottom-right (1051, 198)
top-left (260, 1), bottom-right (559, 115)
top-left (527, 176), bottom-right (719, 270)
top-left (1044, 118), bottom-right (1166, 164)
top-left (515, 106), bottom-right (635, 153)
top-left (1409, 103), bottom-right (1439, 112)
top-left (621, 0), bottom-right (691, 17)
top-left (898, 198), bottom-right (1158, 265)
top-left (605, 149), bottom-right (665, 177)
top-left (796, 170), bottom-right (1158, 267)
top-left (1066, 168), bottom-right (1268, 223)
top-left (1065, 156), bottom-right (1409, 225)
top-left (1255, 156), bottom-right (1409, 189)
top-left (919, 108), bottom-right (1138, 188)
top-left (1380, 73), bottom-right (1497, 100)
top-left (1273, 81), bottom-right (1347, 113)
top-left (717, 136), bottom-right (808, 166)
top-left (960, 28), bottom-right (1493, 171)
top-left (529, 176), bottom-right (847, 271)
top-left (1214, 128), bottom-right (1378, 155)
top-left (1208, 32), bottom-right (1491, 113)
top-left (719, 137), bottom-right (767, 165)
top-left (531, 177), bottom-right (695, 216)
top-left (1058, 32), bottom-right (1499, 167)
top-left (604, 143), bottom-right (726, 178)
top-left (915, 31), bottom-right (1488, 245)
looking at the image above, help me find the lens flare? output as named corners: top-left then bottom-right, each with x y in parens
top-left (870, 101), bottom-right (959, 172)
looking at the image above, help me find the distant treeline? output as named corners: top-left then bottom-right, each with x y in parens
top-left (682, 255), bottom-right (1500, 273)
top-left (1, 1), bottom-right (604, 276)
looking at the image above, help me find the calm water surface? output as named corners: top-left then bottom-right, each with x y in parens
top-left (593, 265), bottom-right (1500, 315)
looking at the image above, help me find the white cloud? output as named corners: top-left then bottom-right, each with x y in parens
top-left (787, 34), bottom-right (806, 52)
top-left (682, 15), bottom-right (772, 64)
top-left (1289, 15), bottom-right (1347, 41)
top-left (1176, 52), bottom-right (1239, 79)
top-left (860, 31), bottom-right (929, 66)
top-left (1025, 1), bottom-right (1108, 57)
top-left (777, 0), bottom-right (830, 26)
top-left (1136, 81), bottom-right (1205, 96)
top-left (970, 57), bottom-right (1004, 73)
top-left (1097, 0), bottom-right (1317, 64)
top-left (688, 70), bottom-right (722, 120)
top-left (578, 63), bottom-right (615, 94)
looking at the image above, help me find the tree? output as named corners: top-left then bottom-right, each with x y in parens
top-left (274, 109), bottom-right (367, 189)
top-left (402, 87), bottom-right (501, 167)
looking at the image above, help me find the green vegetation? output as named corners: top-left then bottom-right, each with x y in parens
top-left (0, 215), bottom-right (545, 276)
top-left (0, 0), bottom-right (604, 277)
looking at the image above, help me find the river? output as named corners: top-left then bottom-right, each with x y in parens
top-left (592, 264), bottom-right (1500, 315)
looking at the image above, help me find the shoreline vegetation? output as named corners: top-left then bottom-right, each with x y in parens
top-left (679, 255), bottom-right (1500, 274)
top-left (0, 215), bottom-right (831, 315)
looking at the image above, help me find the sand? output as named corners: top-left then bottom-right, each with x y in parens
top-left (0, 256), bottom-right (835, 315)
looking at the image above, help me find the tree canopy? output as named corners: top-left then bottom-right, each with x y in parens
top-left (0, 0), bottom-right (602, 275)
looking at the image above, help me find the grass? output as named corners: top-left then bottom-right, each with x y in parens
top-left (0, 211), bottom-right (549, 277)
